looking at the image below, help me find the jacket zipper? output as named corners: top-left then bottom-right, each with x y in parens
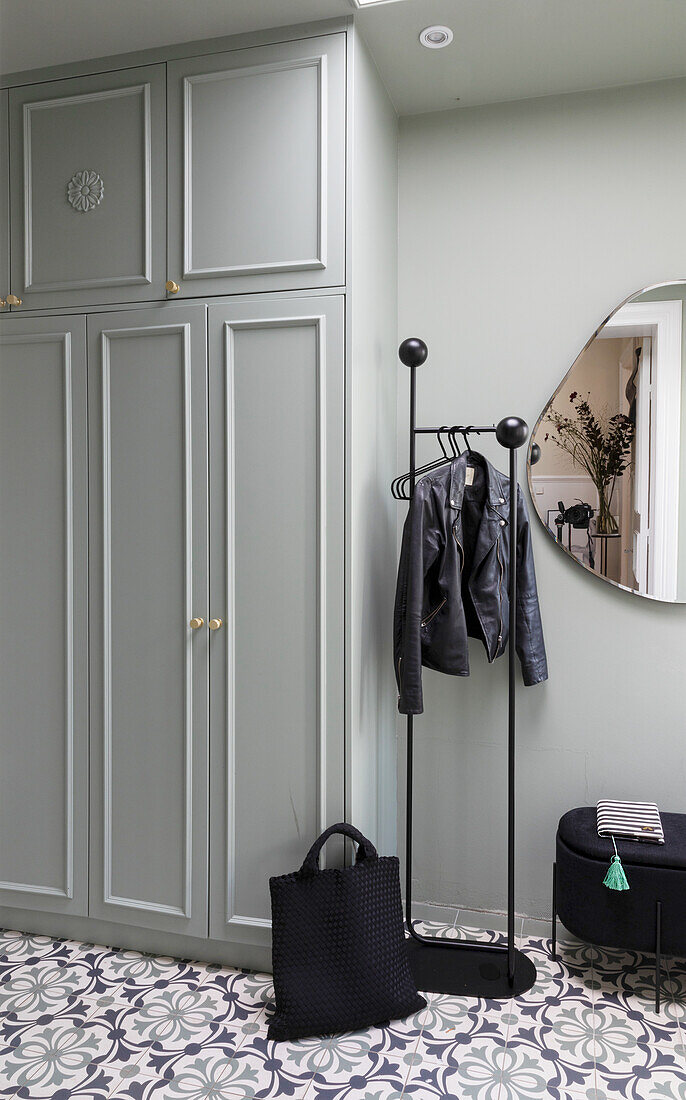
top-left (452, 523), bottom-right (464, 569)
top-left (495, 536), bottom-right (504, 655)
top-left (421, 596), bottom-right (447, 628)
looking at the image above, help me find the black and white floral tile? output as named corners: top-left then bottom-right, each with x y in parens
top-left (1, 919), bottom-right (685, 1100)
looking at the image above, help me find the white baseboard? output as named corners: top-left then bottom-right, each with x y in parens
top-left (406, 901), bottom-right (579, 943)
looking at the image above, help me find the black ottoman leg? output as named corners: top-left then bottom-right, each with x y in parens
top-left (551, 861), bottom-right (557, 961)
top-left (655, 900), bottom-right (662, 1014)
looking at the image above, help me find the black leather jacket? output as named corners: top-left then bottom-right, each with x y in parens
top-left (394, 452), bottom-right (548, 714)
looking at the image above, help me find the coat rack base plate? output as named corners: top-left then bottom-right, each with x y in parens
top-left (405, 939), bottom-right (537, 998)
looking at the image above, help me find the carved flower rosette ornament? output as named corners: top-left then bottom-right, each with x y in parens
top-left (67, 170), bottom-right (104, 212)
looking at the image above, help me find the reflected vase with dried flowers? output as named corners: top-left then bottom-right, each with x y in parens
top-left (545, 392), bottom-right (635, 535)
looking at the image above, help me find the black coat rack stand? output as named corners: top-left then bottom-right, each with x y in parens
top-left (396, 338), bottom-right (537, 998)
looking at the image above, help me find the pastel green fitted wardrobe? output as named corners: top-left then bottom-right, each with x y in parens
top-left (0, 18), bottom-right (398, 971)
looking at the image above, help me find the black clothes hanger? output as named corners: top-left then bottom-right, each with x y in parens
top-left (394, 429), bottom-right (456, 499)
top-left (391, 426), bottom-right (500, 499)
top-left (437, 426), bottom-right (450, 459)
top-left (448, 425), bottom-right (462, 458)
top-left (391, 424), bottom-right (498, 499)
top-left (392, 426), bottom-right (457, 499)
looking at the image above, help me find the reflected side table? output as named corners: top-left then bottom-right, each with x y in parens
top-left (592, 531), bottom-right (621, 577)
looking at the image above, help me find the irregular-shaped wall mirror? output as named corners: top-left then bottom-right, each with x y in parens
top-left (528, 281), bottom-right (686, 602)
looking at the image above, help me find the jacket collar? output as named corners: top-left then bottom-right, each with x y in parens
top-left (448, 452), bottom-right (510, 583)
top-left (447, 451), bottom-right (509, 512)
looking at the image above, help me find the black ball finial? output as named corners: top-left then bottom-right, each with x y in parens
top-left (496, 416), bottom-right (529, 450)
top-left (529, 442), bottom-right (541, 466)
top-left (398, 338), bottom-right (428, 368)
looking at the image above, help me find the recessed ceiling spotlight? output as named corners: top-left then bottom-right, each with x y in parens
top-left (419, 25), bottom-right (454, 49)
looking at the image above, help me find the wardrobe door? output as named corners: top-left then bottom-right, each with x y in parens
top-left (208, 295), bottom-right (345, 947)
top-left (88, 304), bottom-right (209, 936)
top-left (9, 65), bottom-right (166, 310)
top-left (0, 315), bottom-right (88, 915)
top-left (167, 34), bottom-right (345, 299)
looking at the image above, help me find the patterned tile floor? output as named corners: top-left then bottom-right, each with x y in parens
top-left (1, 920), bottom-right (685, 1099)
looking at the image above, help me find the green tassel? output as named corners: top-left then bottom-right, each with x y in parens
top-left (603, 837), bottom-right (629, 891)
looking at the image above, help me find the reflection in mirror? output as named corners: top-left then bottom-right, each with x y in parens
top-left (528, 281), bottom-right (686, 602)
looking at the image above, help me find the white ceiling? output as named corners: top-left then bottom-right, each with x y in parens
top-left (2, 0), bottom-right (686, 115)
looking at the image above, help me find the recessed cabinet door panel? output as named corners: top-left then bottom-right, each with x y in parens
top-left (88, 305), bottom-right (208, 935)
top-left (10, 66), bottom-right (166, 310)
top-left (0, 315), bottom-right (88, 914)
top-left (168, 34), bottom-right (345, 298)
top-left (0, 91), bottom-right (9, 304)
top-left (208, 296), bottom-right (344, 946)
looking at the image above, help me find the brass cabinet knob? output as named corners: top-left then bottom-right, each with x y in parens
top-left (0, 298), bottom-right (6, 308)
top-left (6, 293), bottom-right (22, 306)
top-left (209, 618), bottom-right (223, 630)
top-left (165, 280), bottom-right (180, 294)
top-left (189, 617), bottom-right (204, 629)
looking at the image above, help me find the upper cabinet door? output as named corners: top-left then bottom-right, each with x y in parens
top-left (168, 34), bottom-right (346, 298)
top-left (9, 65), bottom-right (166, 310)
top-left (0, 92), bottom-right (9, 307)
top-left (0, 315), bottom-right (88, 915)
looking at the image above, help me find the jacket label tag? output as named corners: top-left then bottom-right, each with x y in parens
top-left (465, 466), bottom-right (475, 486)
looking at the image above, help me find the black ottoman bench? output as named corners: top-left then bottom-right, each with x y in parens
top-left (552, 807), bottom-right (686, 1011)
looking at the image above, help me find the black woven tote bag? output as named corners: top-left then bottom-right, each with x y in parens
top-left (268, 822), bottom-right (425, 1041)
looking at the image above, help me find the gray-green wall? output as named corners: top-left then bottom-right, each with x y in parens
top-left (398, 77), bottom-right (686, 921)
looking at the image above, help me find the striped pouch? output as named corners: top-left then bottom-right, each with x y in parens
top-left (597, 800), bottom-right (664, 844)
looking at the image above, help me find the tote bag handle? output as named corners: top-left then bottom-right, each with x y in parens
top-left (299, 822), bottom-right (378, 877)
